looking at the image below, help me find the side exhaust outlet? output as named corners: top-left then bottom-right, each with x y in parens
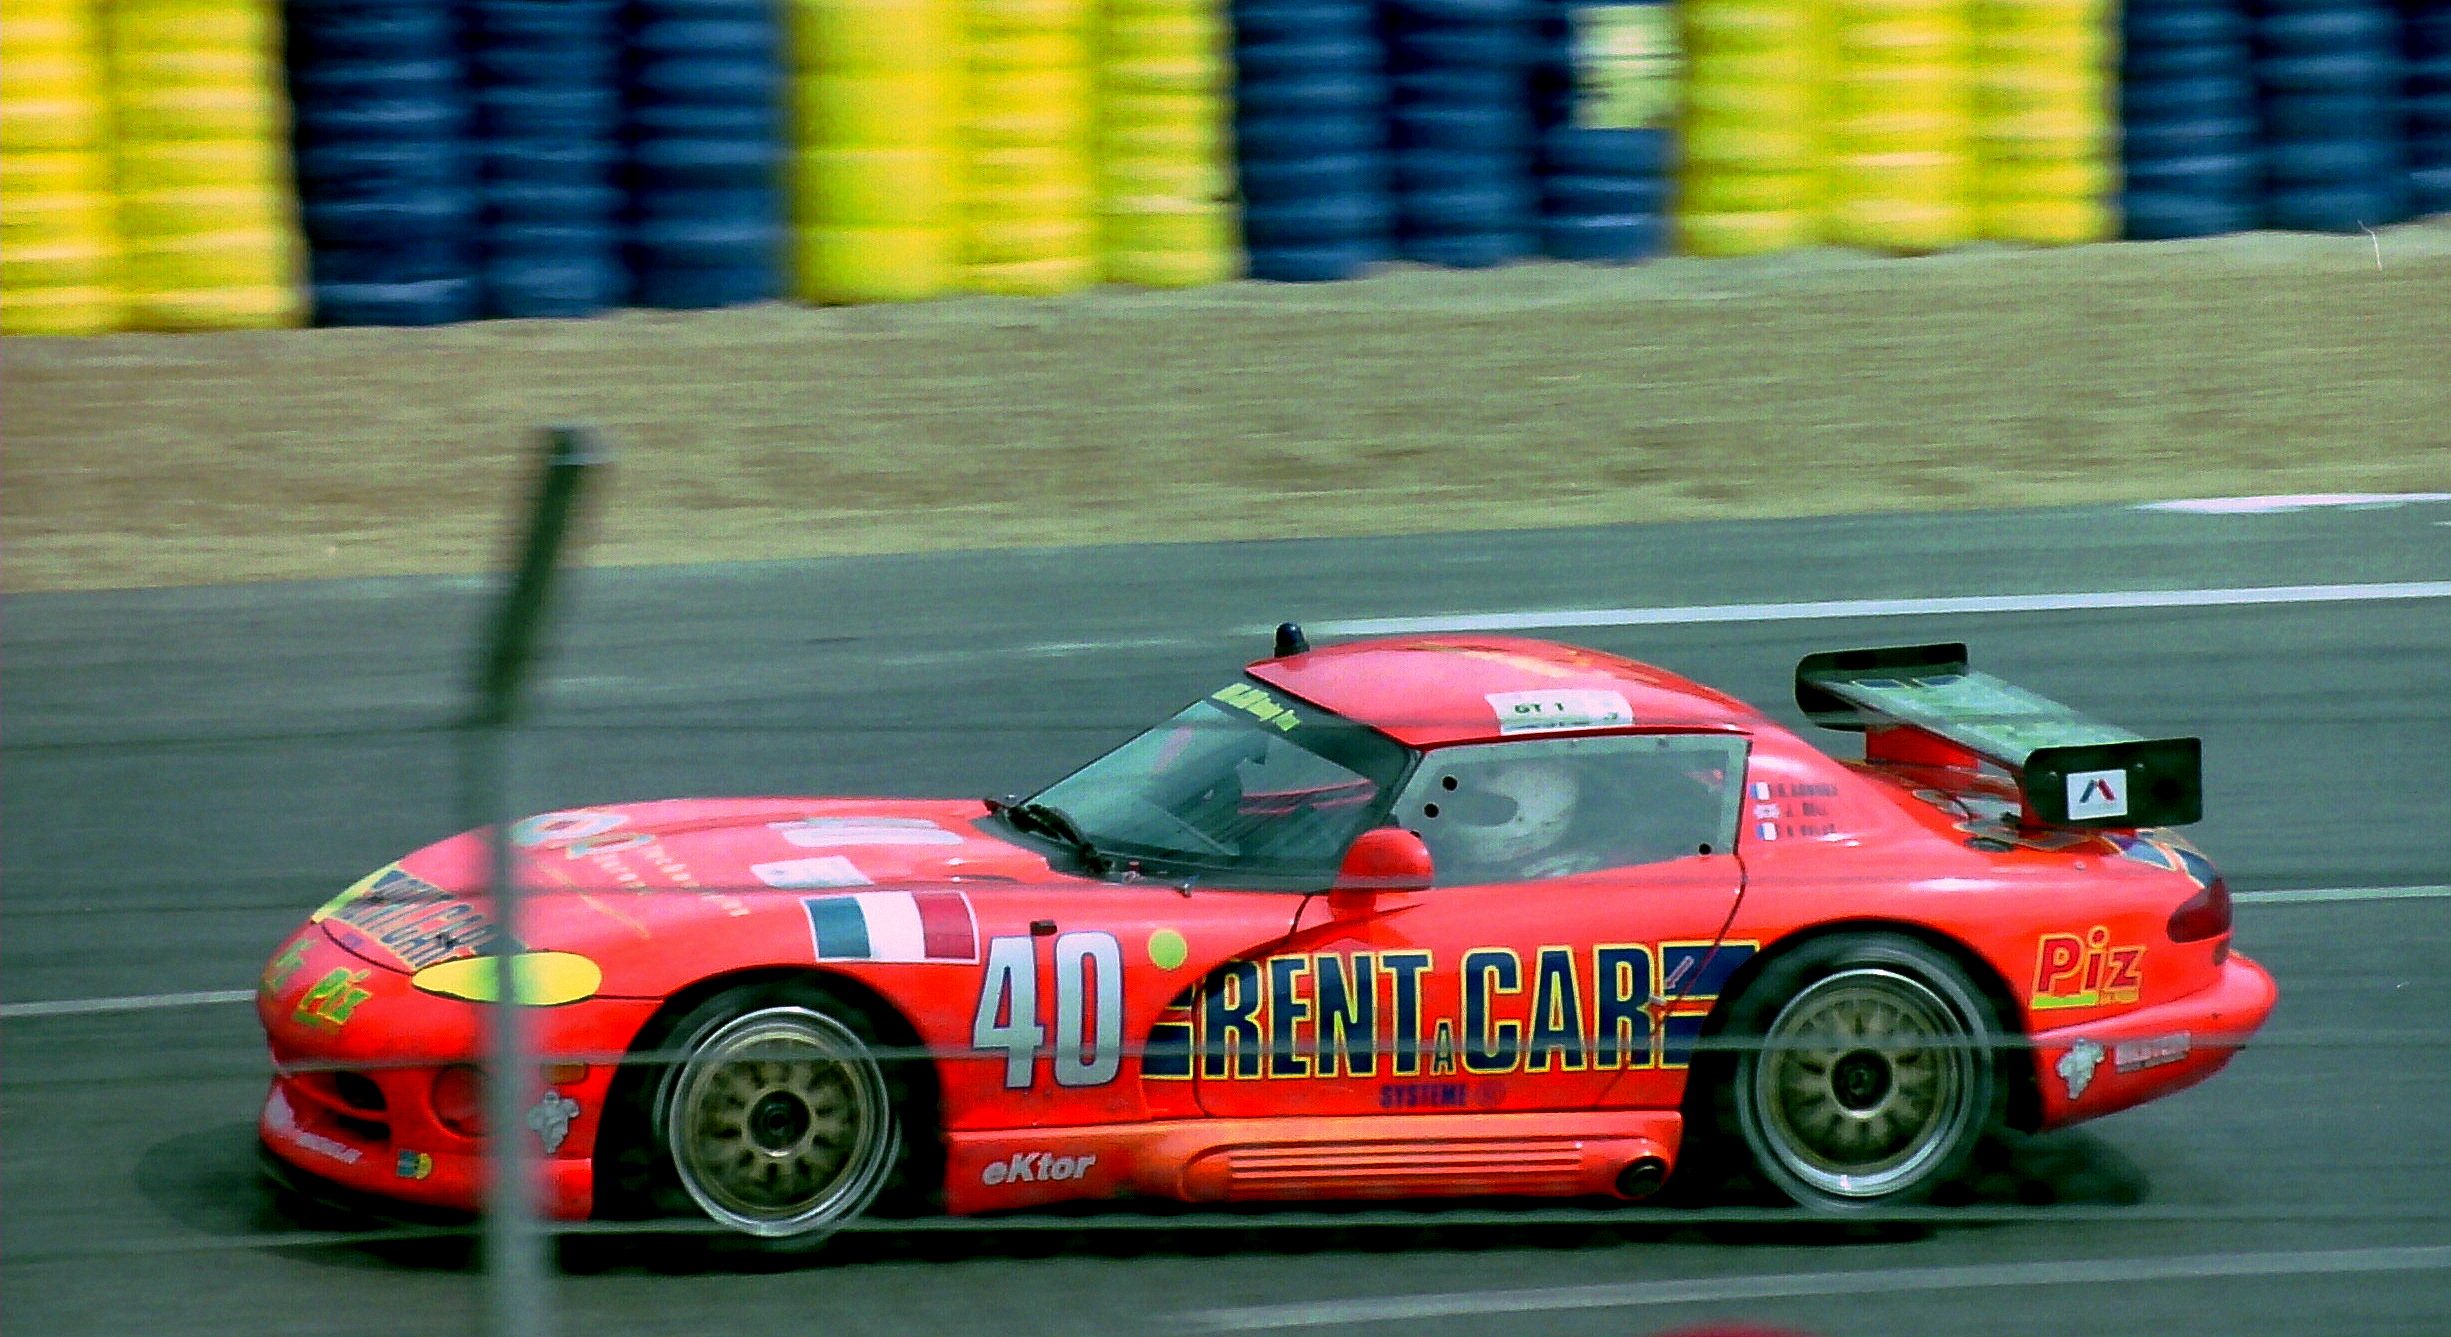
top-left (1616, 1156), bottom-right (1669, 1200)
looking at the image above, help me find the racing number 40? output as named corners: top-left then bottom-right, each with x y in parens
top-left (972, 932), bottom-right (1123, 1089)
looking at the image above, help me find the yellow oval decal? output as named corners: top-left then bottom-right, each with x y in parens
top-left (410, 951), bottom-right (603, 1006)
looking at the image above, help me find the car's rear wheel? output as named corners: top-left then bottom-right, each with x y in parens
top-left (1722, 934), bottom-right (2002, 1209)
top-left (632, 981), bottom-right (906, 1248)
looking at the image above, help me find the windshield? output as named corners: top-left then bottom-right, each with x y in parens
top-left (1021, 681), bottom-right (1414, 885)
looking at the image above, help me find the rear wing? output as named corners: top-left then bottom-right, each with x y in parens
top-left (1795, 643), bottom-right (2201, 829)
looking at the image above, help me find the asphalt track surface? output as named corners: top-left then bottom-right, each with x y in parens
top-left (6, 500), bottom-right (2448, 1337)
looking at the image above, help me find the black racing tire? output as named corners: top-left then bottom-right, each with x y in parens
top-left (606, 979), bottom-right (910, 1251)
top-left (1717, 934), bottom-right (2003, 1210)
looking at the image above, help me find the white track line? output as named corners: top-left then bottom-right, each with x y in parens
top-left (0, 988), bottom-right (253, 1020)
top-left (1187, 1242), bottom-right (2451, 1331)
top-left (1303, 580), bottom-right (2451, 636)
top-left (1, 885), bottom-right (2437, 1021)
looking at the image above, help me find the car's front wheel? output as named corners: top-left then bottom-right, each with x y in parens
top-left (1722, 934), bottom-right (2003, 1209)
top-left (634, 981), bottom-right (906, 1247)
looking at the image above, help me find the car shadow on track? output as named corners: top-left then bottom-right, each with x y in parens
top-left (140, 1124), bottom-right (2153, 1277)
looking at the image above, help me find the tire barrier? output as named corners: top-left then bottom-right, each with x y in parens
top-left (1385, 0), bottom-right (1539, 268)
top-left (1, 0), bottom-right (120, 334)
top-left (1531, 0), bottom-right (1674, 262)
top-left (1233, 0), bottom-right (1391, 281)
top-left (2400, 5), bottom-right (2451, 219)
top-left (1676, 0), bottom-right (1820, 255)
top-left (787, 0), bottom-right (958, 302)
top-left (287, 0), bottom-right (473, 325)
top-left (468, 0), bottom-right (624, 317)
top-left (625, 0), bottom-right (785, 308)
top-left (106, 0), bottom-right (304, 329)
top-left (1824, 0), bottom-right (1975, 252)
top-left (1094, 0), bottom-right (1237, 286)
top-left (957, 0), bottom-right (1097, 295)
top-left (2251, 0), bottom-right (2407, 233)
top-left (1971, 0), bottom-right (2113, 245)
top-left (2119, 0), bottom-right (2258, 239)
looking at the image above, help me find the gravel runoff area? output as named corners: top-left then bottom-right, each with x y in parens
top-left (5, 223), bottom-right (2448, 594)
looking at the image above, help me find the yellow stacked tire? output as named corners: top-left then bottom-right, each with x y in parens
top-left (959, 0), bottom-right (1096, 294)
top-left (1, 0), bottom-right (119, 334)
top-left (1093, 0), bottom-right (1234, 286)
top-left (1822, 0), bottom-right (1975, 253)
top-left (1677, 0), bottom-right (1822, 256)
top-left (103, 0), bottom-right (302, 329)
top-left (1970, 0), bottom-right (2112, 244)
top-left (788, 0), bottom-right (959, 302)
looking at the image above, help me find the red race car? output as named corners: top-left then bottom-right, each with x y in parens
top-left (257, 630), bottom-right (2274, 1243)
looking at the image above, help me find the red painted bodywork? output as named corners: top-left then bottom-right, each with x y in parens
top-left (256, 635), bottom-right (2276, 1219)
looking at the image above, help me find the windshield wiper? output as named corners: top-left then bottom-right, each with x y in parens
top-left (998, 800), bottom-right (1110, 876)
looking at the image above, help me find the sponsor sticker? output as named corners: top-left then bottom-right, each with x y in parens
top-left (981, 1152), bottom-right (1096, 1186)
top-left (753, 856), bottom-right (872, 890)
top-left (2057, 1038), bottom-right (2105, 1100)
top-left (1486, 689), bottom-right (1634, 735)
top-left (526, 1092), bottom-right (580, 1155)
top-left (266, 1089), bottom-right (362, 1166)
top-left (771, 818), bottom-right (965, 848)
top-left (2031, 927), bottom-right (2146, 1010)
top-left (2066, 768), bottom-right (2129, 820)
top-left (2114, 1032), bottom-right (2192, 1074)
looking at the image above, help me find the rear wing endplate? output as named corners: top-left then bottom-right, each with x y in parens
top-left (1796, 643), bottom-right (2202, 828)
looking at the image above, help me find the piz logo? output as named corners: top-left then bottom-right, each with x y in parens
top-left (2031, 927), bottom-right (2144, 1010)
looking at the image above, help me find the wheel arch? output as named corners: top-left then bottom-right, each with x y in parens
top-left (1695, 917), bottom-right (2040, 1133)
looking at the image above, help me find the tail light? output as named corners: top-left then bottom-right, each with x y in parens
top-left (431, 1064), bottom-right (486, 1138)
top-left (2167, 877), bottom-right (2233, 944)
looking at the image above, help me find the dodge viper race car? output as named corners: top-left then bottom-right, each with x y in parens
top-left (258, 631), bottom-right (2275, 1244)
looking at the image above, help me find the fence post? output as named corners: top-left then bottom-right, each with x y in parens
top-left (466, 425), bottom-right (608, 1337)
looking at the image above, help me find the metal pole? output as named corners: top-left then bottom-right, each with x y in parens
top-left (469, 425), bottom-right (608, 1337)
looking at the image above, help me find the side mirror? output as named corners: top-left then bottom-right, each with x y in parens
top-left (1330, 827), bottom-right (1433, 916)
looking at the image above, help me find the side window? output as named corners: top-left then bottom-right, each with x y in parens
top-left (1392, 734), bottom-right (1747, 885)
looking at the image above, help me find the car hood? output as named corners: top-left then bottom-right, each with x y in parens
top-left (311, 797), bottom-right (1082, 981)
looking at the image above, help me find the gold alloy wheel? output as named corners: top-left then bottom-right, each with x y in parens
top-left (1747, 967), bottom-right (1982, 1201)
top-left (663, 1005), bottom-right (897, 1239)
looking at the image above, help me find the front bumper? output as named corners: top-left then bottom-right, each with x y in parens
top-left (2028, 950), bottom-right (2278, 1128)
top-left (255, 924), bottom-right (658, 1220)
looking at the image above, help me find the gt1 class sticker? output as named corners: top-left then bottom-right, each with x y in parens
top-left (527, 1092), bottom-right (580, 1155)
top-left (754, 856), bottom-right (872, 890)
top-left (971, 931), bottom-right (1124, 1089)
top-left (1147, 927), bottom-right (1189, 971)
top-left (2031, 927), bottom-right (2146, 1010)
top-left (770, 817), bottom-right (966, 848)
top-left (2057, 1038), bottom-right (2105, 1100)
top-left (981, 1151), bottom-right (1096, 1186)
top-left (1211, 682), bottom-right (1301, 732)
top-left (1142, 940), bottom-right (1758, 1082)
top-left (2114, 1033), bottom-right (2192, 1074)
top-left (1486, 689), bottom-right (1634, 736)
top-left (2066, 768), bottom-right (2129, 820)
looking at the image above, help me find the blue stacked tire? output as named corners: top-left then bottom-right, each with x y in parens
top-left (1529, 0), bottom-right (1672, 262)
top-left (468, 0), bottom-right (624, 317)
top-left (285, 0), bottom-right (478, 325)
top-left (2251, 0), bottom-right (2408, 232)
top-left (623, 0), bottom-right (785, 308)
top-left (1384, 0), bottom-right (1538, 267)
top-left (1233, 0), bottom-right (1392, 281)
top-left (2119, 0), bottom-right (2260, 240)
top-left (2407, 5), bottom-right (2451, 217)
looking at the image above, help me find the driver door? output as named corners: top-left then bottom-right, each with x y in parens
top-left (1192, 732), bottom-right (1754, 1118)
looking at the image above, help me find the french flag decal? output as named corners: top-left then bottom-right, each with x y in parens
top-left (804, 891), bottom-right (979, 964)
